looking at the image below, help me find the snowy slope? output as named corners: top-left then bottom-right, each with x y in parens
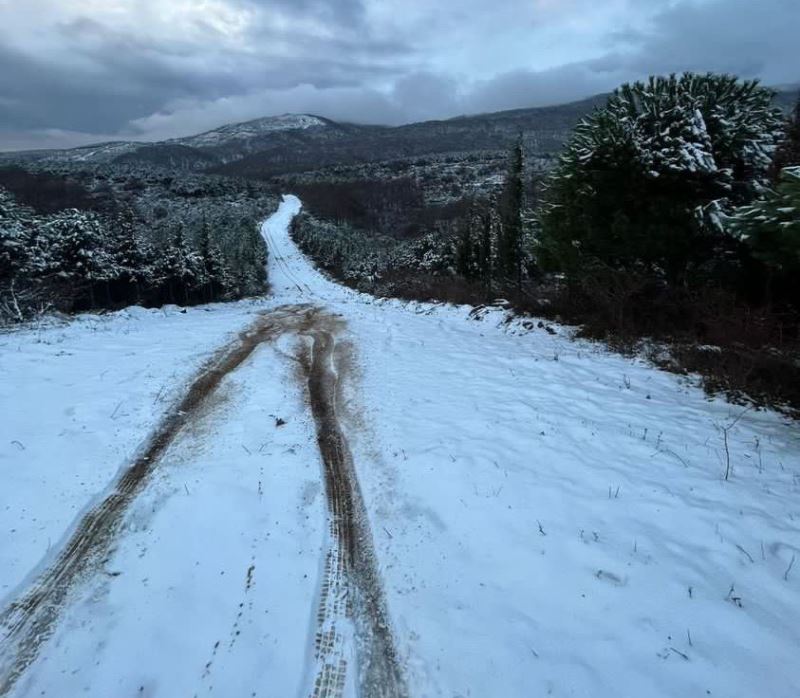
top-left (1, 197), bottom-right (799, 697)
top-left (0, 141), bottom-right (142, 164)
top-left (172, 114), bottom-right (328, 149)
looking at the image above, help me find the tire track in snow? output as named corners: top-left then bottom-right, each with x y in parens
top-left (0, 304), bottom-right (406, 698)
top-left (262, 221), bottom-right (315, 297)
top-left (262, 203), bottom-right (406, 695)
top-left (298, 311), bottom-right (407, 698)
top-left (0, 309), bottom-right (300, 697)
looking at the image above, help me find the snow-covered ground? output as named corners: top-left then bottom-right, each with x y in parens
top-left (2, 195), bottom-right (799, 697)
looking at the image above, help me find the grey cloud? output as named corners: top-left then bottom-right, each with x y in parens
top-left (390, 73), bottom-right (460, 122)
top-left (463, 0), bottom-right (799, 114)
top-left (463, 66), bottom-right (616, 114)
top-left (0, 4), bottom-right (411, 138)
top-left (602, 0), bottom-right (799, 84)
top-left (0, 0), bottom-right (796, 151)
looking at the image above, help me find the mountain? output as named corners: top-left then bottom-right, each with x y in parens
top-left (2, 140), bottom-right (141, 165)
top-left (2, 89), bottom-right (797, 177)
top-left (211, 95), bottom-right (608, 178)
top-left (0, 114), bottom-right (353, 170)
top-left (169, 114), bottom-right (338, 161)
top-left (0, 97), bottom-right (606, 174)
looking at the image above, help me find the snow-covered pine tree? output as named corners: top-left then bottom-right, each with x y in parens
top-left (38, 209), bottom-right (121, 308)
top-left (731, 166), bottom-right (800, 276)
top-left (198, 219), bottom-right (234, 302)
top-left (228, 215), bottom-right (267, 297)
top-left (0, 189), bottom-right (32, 283)
top-left (496, 139), bottom-right (524, 287)
top-left (0, 190), bottom-right (37, 321)
top-left (157, 224), bottom-right (206, 305)
top-left (538, 73), bottom-right (784, 286)
top-left (108, 207), bottom-right (157, 305)
top-left (480, 196), bottom-right (502, 292)
top-left (455, 202), bottom-right (484, 281)
top-left (770, 97), bottom-right (800, 181)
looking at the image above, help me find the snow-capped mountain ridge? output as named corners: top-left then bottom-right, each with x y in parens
top-left (170, 113), bottom-right (329, 148)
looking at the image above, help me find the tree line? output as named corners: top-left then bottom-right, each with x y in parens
top-left (0, 190), bottom-right (266, 322)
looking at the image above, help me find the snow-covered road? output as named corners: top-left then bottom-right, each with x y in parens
top-left (2, 195), bottom-right (799, 697)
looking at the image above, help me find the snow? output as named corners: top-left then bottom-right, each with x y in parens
top-left (174, 114), bottom-right (327, 149)
top-left (23, 141), bottom-right (141, 164)
top-left (0, 301), bottom-right (267, 597)
top-left (264, 196), bottom-right (800, 697)
top-left (2, 195), bottom-right (799, 697)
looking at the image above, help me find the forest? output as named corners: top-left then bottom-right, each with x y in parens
top-left (0, 164), bottom-right (273, 321)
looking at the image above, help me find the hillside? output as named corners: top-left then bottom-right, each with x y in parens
top-left (3, 89), bottom-right (796, 178)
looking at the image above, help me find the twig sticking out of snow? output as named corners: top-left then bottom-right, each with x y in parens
top-left (669, 647), bottom-right (689, 661)
top-left (717, 406), bottom-right (752, 481)
top-left (785, 555), bottom-right (796, 582)
top-left (735, 544), bottom-right (755, 563)
top-left (726, 584), bottom-right (743, 607)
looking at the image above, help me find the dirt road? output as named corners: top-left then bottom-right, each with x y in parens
top-left (0, 304), bottom-right (406, 698)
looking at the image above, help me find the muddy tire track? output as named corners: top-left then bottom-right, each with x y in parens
top-left (0, 308), bottom-right (307, 697)
top-left (0, 304), bottom-right (406, 698)
top-left (299, 313), bottom-right (407, 698)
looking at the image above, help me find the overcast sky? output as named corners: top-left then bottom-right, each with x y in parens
top-left (0, 0), bottom-right (797, 150)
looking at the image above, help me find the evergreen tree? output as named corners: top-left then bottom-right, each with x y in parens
top-left (229, 215), bottom-right (267, 297)
top-left (109, 208), bottom-right (157, 304)
top-left (454, 198), bottom-right (500, 291)
top-left (38, 209), bottom-right (120, 307)
top-left (0, 190), bottom-right (32, 283)
top-left (496, 139), bottom-right (524, 287)
top-left (770, 97), bottom-right (800, 181)
top-left (198, 219), bottom-right (234, 301)
top-left (478, 202), bottom-right (498, 291)
top-left (732, 166), bottom-right (800, 276)
top-left (157, 224), bottom-right (205, 305)
top-left (455, 202), bottom-right (484, 281)
top-left (538, 73), bottom-right (784, 286)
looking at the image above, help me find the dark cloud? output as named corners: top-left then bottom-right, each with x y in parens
top-left (0, 44), bottom-right (176, 133)
top-left (0, 6), bottom-right (411, 138)
top-left (0, 0), bottom-right (796, 151)
top-left (601, 0), bottom-right (799, 84)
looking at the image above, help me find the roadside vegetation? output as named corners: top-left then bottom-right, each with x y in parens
top-left (290, 73), bottom-right (800, 412)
